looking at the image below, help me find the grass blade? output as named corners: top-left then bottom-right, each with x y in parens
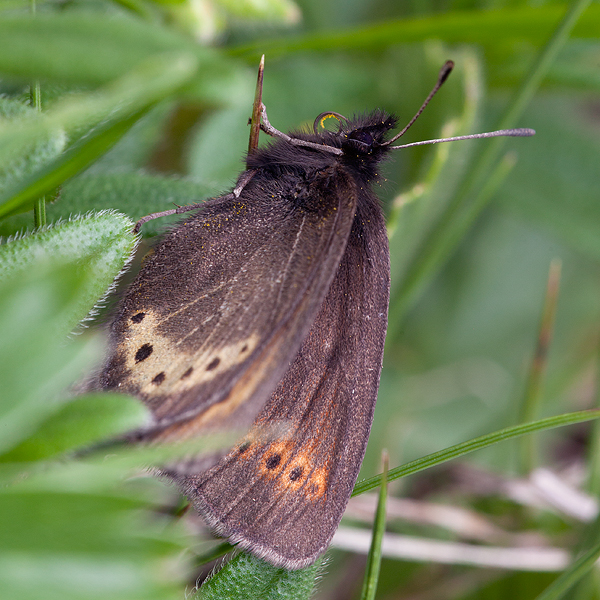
top-left (519, 259), bottom-right (562, 473)
top-left (353, 410), bottom-right (600, 496)
top-left (535, 541), bottom-right (600, 600)
top-left (359, 452), bottom-right (388, 600)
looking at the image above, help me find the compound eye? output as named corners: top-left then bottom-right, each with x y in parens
top-left (350, 130), bottom-right (373, 146)
top-left (345, 129), bottom-right (374, 152)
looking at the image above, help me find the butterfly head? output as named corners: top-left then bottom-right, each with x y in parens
top-left (342, 112), bottom-right (399, 157)
top-left (313, 110), bottom-right (398, 158)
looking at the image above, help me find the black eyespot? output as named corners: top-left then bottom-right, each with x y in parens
top-left (265, 454), bottom-right (281, 469)
top-left (240, 344), bottom-right (248, 354)
top-left (135, 343), bottom-right (153, 362)
top-left (238, 442), bottom-right (251, 455)
top-left (289, 467), bottom-right (303, 481)
top-left (206, 357), bottom-right (220, 371)
top-left (181, 367), bottom-right (193, 379)
top-left (131, 312), bottom-right (146, 323)
top-left (152, 372), bottom-right (166, 385)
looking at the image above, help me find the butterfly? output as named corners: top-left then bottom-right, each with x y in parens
top-left (95, 59), bottom-right (534, 569)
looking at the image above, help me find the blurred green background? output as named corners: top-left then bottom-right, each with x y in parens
top-left (1, 0), bottom-right (599, 598)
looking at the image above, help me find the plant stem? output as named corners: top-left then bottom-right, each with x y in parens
top-left (30, 0), bottom-right (46, 229)
top-left (518, 258), bottom-right (562, 474)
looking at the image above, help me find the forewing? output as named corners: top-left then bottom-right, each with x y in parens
top-left (177, 192), bottom-right (391, 569)
top-left (98, 166), bottom-right (358, 445)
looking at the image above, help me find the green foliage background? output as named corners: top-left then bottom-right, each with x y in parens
top-left (0, 0), bottom-right (599, 598)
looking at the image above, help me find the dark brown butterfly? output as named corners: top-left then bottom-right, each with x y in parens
top-left (95, 60), bottom-right (534, 569)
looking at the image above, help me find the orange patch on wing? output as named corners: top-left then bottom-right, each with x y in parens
top-left (282, 460), bottom-right (310, 491)
top-left (259, 440), bottom-right (295, 477)
top-left (259, 437), bottom-right (331, 501)
top-left (305, 465), bottom-right (328, 501)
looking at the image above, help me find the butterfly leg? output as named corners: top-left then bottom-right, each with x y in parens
top-left (133, 169), bottom-right (258, 234)
top-left (259, 104), bottom-right (343, 156)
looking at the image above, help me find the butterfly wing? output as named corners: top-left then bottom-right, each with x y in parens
top-left (98, 164), bottom-right (358, 449)
top-left (174, 189), bottom-right (390, 569)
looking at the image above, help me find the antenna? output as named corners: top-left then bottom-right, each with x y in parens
top-left (384, 60), bottom-right (454, 146)
top-left (390, 128), bottom-right (535, 150)
top-left (384, 60), bottom-right (535, 148)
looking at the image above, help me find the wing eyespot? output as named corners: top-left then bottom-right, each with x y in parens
top-left (135, 343), bottom-right (153, 363)
top-left (289, 466), bottom-right (304, 481)
top-left (206, 357), bottom-right (220, 371)
top-left (265, 454), bottom-right (281, 469)
top-left (180, 367), bottom-right (193, 380)
top-left (131, 312), bottom-right (146, 323)
top-left (152, 372), bottom-right (166, 385)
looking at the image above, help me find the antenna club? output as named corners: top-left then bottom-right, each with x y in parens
top-left (513, 128), bottom-right (536, 137)
top-left (439, 60), bottom-right (454, 83)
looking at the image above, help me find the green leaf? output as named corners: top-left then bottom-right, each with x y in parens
top-left (52, 172), bottom-right (217, 235)
top-left (0, 12), bottom-right (203, 85)
top-left (195, 552), bottom-right (321, 600)
top-left (0, 96), bottom-right (66, 198)
top-left (0, 52), bottom-right (198, 211)
top-left (0, 172), bottom-right (217, 239)
top-left (0, 109), bottom-right (147, 219)
top-left (0, 462), bottom-right (188, 600)
top-left (0, 260), bottom-right (101, 454)
top-left (0, 211), bottom-right (137, 331)
top-left (0, 393), bottom-right (148, 462)
top-left (0, 212), bottom-right (137, 453)
top-left (0, 207), bottom-right (186, 595)
top-left (232, 5), bottom-right (600, 60)
top-left (0, 12), bottom-right (240, 107)
top-left (0, 552), bottom-right (184, 600)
